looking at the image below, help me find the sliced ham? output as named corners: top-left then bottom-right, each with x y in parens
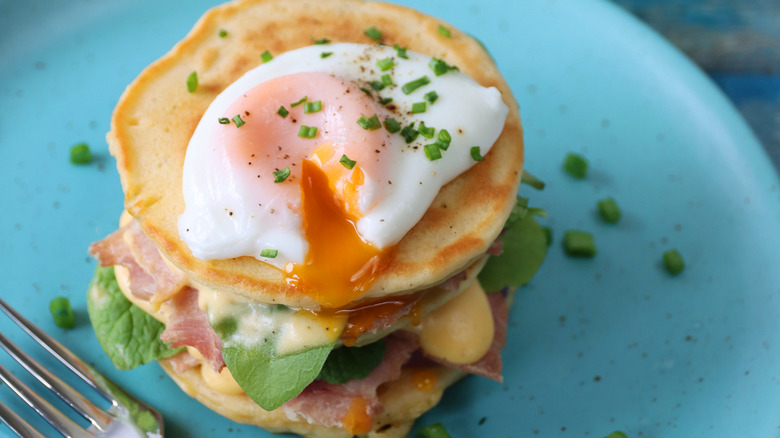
top-left (160, 287), bottom-right (225, 372)
top-left (425, 292), bottom-right (508, 382)
top-left (284, 332), bottom-right (419, 434)
top-left (164, 350), bottom-right (202, 374)
top-left (89, 225), bottom-right (156, 299)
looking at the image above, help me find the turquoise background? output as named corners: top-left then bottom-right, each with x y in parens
top-left (1, 0), bottom-right (780, 436)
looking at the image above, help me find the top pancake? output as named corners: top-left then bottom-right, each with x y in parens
top-left (107, 0), bottom-right (524, 309)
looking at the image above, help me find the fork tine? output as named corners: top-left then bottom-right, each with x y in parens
top-left (0, 363), bottom-right (91, 438)
top-left (0, 332), bottom-right (112, 431)
top-left (0, 298), bottom-right (113, 405)
top-left (0, 400), bottom-right (46, 438)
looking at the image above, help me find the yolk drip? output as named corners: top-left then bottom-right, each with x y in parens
top-left (335, 294), bottom-right (422, 346)
top-left (286, 159), bottom-right (390, 308)
top-left (341, 397), bottom-right (372, 435)
top-left (412, 368), bottom-right (438, 392)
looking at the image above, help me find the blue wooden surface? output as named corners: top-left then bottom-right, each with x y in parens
top-left (612, 0), bottom-right (780, 171)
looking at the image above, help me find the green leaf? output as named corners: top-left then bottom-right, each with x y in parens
top-left (86, 266), bottom-right (182, 369)
top-left (222, 341), bottom-right (333, 411)
top-left (478, 213), bottom-right (548, 292)
top-left (317, 340), bottom-right (387, 384)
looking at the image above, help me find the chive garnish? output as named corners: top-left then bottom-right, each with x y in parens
top-left (218, 117), bottom-right (230, 124)
top-left (563, 230), bottom-right (596, 257)
top-left (339, 154), bottom-right (356, 170)
top-left (597, 197), bottom-right (621, 223)
top-left (186, 71), bottom-right (198, 93)
top-left (437, 24), bottom-right (452, 38)
top-left (520, 171), bottom-right (546, 190)
top-left (277, 106), bottom-right (289, 118)
top-left (378, 97), bottom-right (393, 105)
top-left (313, 37), bottom-right (331, 44)
top-left (393, 44), bottom-right (409, 59)
top-left (401, 124), bottom-right (419, 143)
top-left (437, 129), bottom-right (452, 149)
top-left (369, 80), bottom-right (385, 91)
top-left (417, 423), bottom-right (451, 438)
top-left (429, 58), bottom-right (458, 76)
top-left (232, 114), bottom-right (245, 127)
top-left (218, 29), bottom-right (228, 38)
top-left (260, 50), bottom-right (273, 63)
top-left (357, 114), bottom-right (382, 130)
top-left (419, 122), bottom-right (435, 139)
top-left (377, 57), bottom-right (394, 71)
top-left (384, 117), bottom-right (401, 133)
top-left (69, 143), bottom-right (91, 165)
top-left (320, 52), bottom-right (333, 59)
top-left (298, 125), bottom-right (318, 138)
top-left (359, 87), bottom-right (372, 96)
top-left (663, 249), bottom-right (685, 275)
top-left (563, 153), bottom-right (588, 179)
top-left (380, 74), bottom-right (393, 86)
top-left (273, 167), bottom-right (291, 183)
top-left (411, 102), bottom-right (427, 114)
top-left (424, 143), bottom-right (442, 161)
top-left (424, 90), bottom-right (439, 104)
top-left (49, 297), bottom-right (75, 329)
top-left (260, 249), bottom-right (278, 258)
top-left (401, 76), bottom-right (430, 94)
top-left (290, 96), bottom-right (307, 107)
top-left (470, 146), bottom-right (484, 161)
top-left (304, 100), bottom-right (322, 113)
top-left (364, 26), bottom-right (382, 40)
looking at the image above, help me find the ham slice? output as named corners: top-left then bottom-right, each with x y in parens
top-left (160, 287), bottom-right (225, 372)
top-left (284, 332), bottom-right (419, 433)
top-left (164, 350), bottom-right (202, 374)
top-left (89, 221), bottom-right (187, 303)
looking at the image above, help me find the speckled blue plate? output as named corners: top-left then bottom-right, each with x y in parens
top-left (2, 0), bottom-right (780, 437)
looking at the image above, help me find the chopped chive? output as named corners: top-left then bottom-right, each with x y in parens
top-left (604, 432), bottom-right (629, 438)
top-left (411, 102), bottom-right (427, 114)
top-left (563, 230), bottom-right (596, 257)
top-left (418, 122), bottom-right (435, 139)
top-left (542, 226), bottom-right (553, 246)
top-left (597, 197), bottom-right (621, 223)
top-left (521, 171), bottom-right (546, 190)
top-left (232, 114), bottom-right (245, 127)
top-left (369, 80), bottom-right (385, 91)
top-left (417, 422), bottom-right (451, 438)
top-left (470, 146), bottom-right (484, 161)
top-left (339, 154), bottom-right (356, 170)
top-left (186, 71), bottom-right (198, 93)
top-left (393, 44), bottom-right (409, 59)
top-left (424, 143), bottom-right (442, 161)
top-left (313, 37), bottom-right (331, 44)
top-left (401, 124), bottom-right (419, 143)
top-left (377, 57), bottom-right (395, 71)
top-left (297, 125), bottom-right (318, 138)
top-left (357, 114), bottom-right (382, 130)
top-left (49, 297), bottom-right (75, 329)
top-left (320, 51), bottom-right (333, 59)
top-left (563, 153), bottom-right (588, 178)
top-left (260, 248), bottom-right (278, 258)
top-left (273, 167), bottom-right (291, 183)
top-left (402, 76), bottom-right (430, 94)
top-left (218, 117), bottom-right (230, 124)
top-left (378, 97), bottom-right (393, 105)
top-left (424, 90), bottom-right (439, 104)
top-left (437, 24), bottom-right (452, 38)
top-left (260, 50), bottom-right (273, 63)
top-left (218, 29), bottom-right (228, 38)
top-left (663, 249), bottom-right (685, 275)
top-left (359, 87), bottom-right (372, 95)
top-left (384, 117), bottom-right (401, 133)
top-left (380, 74), bottom-right (393, 86)
top-left (277, 106), bottom-right (289, 118)
top-left (429, 58), bottom-right (458, 76)
top-left (364, 26), bottom-right (382, 40)
top-left (304, 100), bottom-right (322, 113)
top-left (69, 143), bottom-right (91, 165)
top-left (290, 96), bottom-right (307, 107)
top-left (436, 129), bottom-right (451, 150)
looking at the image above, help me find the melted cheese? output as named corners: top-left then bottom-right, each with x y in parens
top-left (200, 363), bottom-right (244, 395)
top-left (414, 280), bottom-right (494, 364)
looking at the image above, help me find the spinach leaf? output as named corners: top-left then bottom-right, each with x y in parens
top-left (478, 213), bottom-right (547, 292)
top-left (317, 340), bottom-right (387, 384)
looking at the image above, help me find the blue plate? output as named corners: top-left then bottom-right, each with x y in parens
top-left (2, 0), bottom-right (779, 437)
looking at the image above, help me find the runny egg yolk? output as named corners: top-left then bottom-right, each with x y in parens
top-left (221, 72), bottom-right (394, 307)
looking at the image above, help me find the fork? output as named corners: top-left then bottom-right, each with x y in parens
top-left (0, 297), bottom-right (164, 438)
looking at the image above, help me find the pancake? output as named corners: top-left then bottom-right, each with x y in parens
top-left (107, 0), bottom-right (524, 309)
